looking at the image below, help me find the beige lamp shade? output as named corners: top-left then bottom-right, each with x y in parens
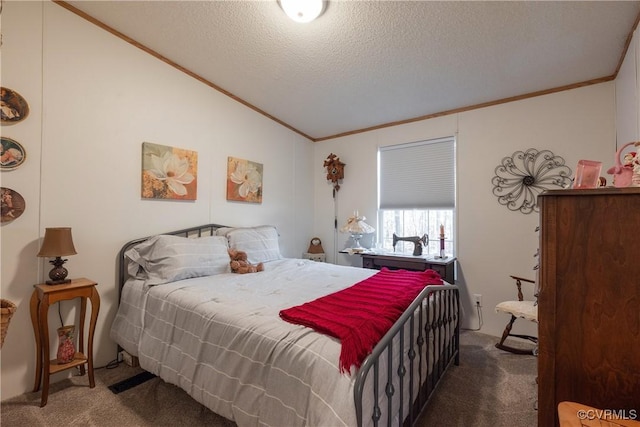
top-left (37, 227), bottom-right (77, 257)
top-left (341, 211), bottom-right (375, 251)
top-left (340, 211), bottom-right (375, 235)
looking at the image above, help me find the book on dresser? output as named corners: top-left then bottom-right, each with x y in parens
top-left (537, 187), bottom-right (640, 427)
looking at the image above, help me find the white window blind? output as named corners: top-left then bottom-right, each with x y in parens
top-left (379, 137), bottom-right (455, 209)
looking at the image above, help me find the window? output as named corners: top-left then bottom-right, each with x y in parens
top-left (378, 209), bottom-right (454, 255)
top-left (377, 137), bottom-right (456, 256)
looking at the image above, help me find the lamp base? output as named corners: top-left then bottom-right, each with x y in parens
top-left (351, 233), bottom-right (365, 250)
top-left (45, 278), bottom-right (71, 286)
top-left (47, 257), bottom-right (70, 285)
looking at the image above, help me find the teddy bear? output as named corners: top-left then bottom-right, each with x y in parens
top-left (228, 249), bottom-right (264, 274)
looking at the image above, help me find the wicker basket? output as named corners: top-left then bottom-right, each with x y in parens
top-left (1, 299), bottom-right (17, 349)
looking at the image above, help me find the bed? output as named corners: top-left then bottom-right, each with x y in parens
top-left (111, 224), bottom-right (460, 427)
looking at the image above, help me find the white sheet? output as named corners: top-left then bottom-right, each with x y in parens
top-left (111, 258), bottom-right (454, 426)
top-left (113, 259), bottom-right (379, 426)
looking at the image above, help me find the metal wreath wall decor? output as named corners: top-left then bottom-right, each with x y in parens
top-left (491, 148), bottom-right (572, 214)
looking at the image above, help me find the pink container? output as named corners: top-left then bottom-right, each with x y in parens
top-left (573, 160), bottom-right (602, 189)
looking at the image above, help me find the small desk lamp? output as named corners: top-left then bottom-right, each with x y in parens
top-left (340, 210), bottom-right (375, 251)
top-left (37, 227), bottom-right (77, 285)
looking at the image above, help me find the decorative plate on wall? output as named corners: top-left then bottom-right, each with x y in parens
top-left (1, 187), bottom-right (26, 223)
top-left (0, 87), bottom-right (30, 124)
top-left (1, 137), bottom-right (26, 170)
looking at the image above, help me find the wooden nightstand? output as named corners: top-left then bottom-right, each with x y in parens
top-left (29, 278), bottom-right (100, 407)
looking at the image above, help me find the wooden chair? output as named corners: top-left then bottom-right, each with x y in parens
top-left (494, 275), bottom-right (538, 355)
top-left (558, 402), bottom-right (640, 427)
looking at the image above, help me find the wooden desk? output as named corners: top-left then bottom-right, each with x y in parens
top-left (359, 253), bottom-right (456, 284)
top-left (29, 278), bottom-right (100, 407)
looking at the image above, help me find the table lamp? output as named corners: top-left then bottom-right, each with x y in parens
top-left (340, 210), bottom-right (375, 252)
top-left (37, 227), bottom-right (77, 285)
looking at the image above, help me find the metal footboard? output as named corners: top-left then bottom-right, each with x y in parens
top-left (354, 284), bottom-right (460, 427)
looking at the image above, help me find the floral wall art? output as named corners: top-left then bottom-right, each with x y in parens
top-left (141, 142), bottom-right (197, 200)
top-left (226, 156), bottom-right (263, 203)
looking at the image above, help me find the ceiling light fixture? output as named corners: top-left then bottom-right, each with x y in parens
top-left (279, 0), bottom-right (326, 23)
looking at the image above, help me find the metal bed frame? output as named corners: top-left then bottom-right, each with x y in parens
top-left (116, 224), bottom-right (460, 427)
top-left (354, 282), bottom-right (460, 426)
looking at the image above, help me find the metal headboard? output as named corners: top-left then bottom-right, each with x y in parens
top-left (117, 223), bottom-right (229, 300)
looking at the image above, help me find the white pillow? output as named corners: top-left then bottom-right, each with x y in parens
top-left (125, 234), bottom-right (230, 285)
top-left (215, 227), bottom-right (234, 236)
top-left (226, 225), bottom-right (282, 264)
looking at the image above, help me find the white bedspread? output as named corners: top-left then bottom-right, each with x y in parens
top-left (112, 259), bottom-right (379, 426)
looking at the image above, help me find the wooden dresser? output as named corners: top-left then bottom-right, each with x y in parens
top-left (537, 188), bottom-right (640, 427)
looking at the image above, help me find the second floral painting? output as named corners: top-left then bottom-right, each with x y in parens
top-left (142, 142), bottom-right (197, 200)
top-left (227, 156), bottom-right (263, 203)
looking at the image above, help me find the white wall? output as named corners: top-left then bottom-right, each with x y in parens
top-left (1, 1), bottom-right (314, 400)
top-left (1, 0), bottom-right (46, 402)
top-left (317, 16), bottom-right (640, 347)
top-left (313, 83), bottom-right (617, 338)
top-left (616, 26), bottom-right (639, 147)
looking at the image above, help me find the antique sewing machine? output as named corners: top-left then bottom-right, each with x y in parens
top-left (392, 233), bottom-right (429, 256)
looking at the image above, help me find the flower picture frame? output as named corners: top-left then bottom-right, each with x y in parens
top-left (226, 157), bottom-right (263, 203)
top-left (141, 142), bottom-right (197, 200)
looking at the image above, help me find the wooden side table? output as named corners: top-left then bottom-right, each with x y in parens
top-left (29, 278), bottom-right (100, 407)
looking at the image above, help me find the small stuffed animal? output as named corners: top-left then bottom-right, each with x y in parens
top-left (228, 249), bottom-right (264, 274)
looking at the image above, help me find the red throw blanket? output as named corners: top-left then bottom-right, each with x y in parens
top-left (279, 268), bottom-right (443, 374)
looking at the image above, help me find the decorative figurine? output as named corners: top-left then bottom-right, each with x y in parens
top-left (392, 233), bottom-right (428, 256)
top-left (606, 141), bottom-right (640, 188)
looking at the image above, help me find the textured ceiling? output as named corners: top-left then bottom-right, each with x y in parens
top-left (64, 1), bottom-right (640, 141)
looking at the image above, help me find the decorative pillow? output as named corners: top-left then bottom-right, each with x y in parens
top-left (225, 225), bottom-right (282, 264)
top-left (125, 234), bottom-right (230, 285)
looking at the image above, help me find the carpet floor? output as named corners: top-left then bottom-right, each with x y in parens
top-left (1, 330), bottom-right (537, 426)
